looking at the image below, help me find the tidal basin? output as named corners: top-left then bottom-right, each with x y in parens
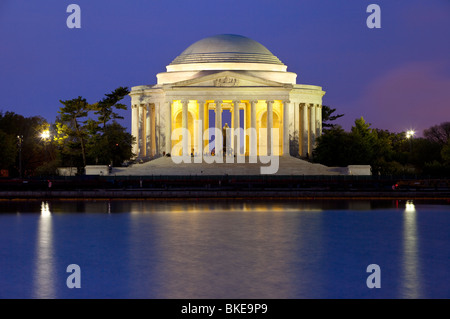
top-left (0, 199), bottom-right (449, 299)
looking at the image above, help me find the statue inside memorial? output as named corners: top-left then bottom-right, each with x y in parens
top-left (222, 123), bottom-right (230, 155)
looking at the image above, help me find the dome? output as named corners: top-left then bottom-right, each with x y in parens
top-left (169, 34), bottom-right (284, 66)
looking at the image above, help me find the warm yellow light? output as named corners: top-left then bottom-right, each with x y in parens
top-left (41, 130), bottom-right (50, 139)
top-left (41, 201), bottom-right (51, 216)
top-left (406, 130), bottom-right (415, 139)
top-left (405, 200), bottom-right (416, 212)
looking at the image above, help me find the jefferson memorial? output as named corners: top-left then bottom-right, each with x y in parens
top-left (130, 34), bottom-right (324, 160)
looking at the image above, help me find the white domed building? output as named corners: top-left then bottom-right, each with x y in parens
top-left (130, 34), bottom-right (325, 160)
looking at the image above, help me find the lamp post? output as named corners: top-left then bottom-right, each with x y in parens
top-left (17, 135), bottom-right (23, 178)
top-left (406, 130), bottom-right (415, 152)
top-left (40, 129), bottom-right (52, 164)
top-left (40, 130), bottom-right (50, 140)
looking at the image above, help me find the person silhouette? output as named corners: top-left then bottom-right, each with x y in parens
top-left (222, 123), bottom-right (230, 155)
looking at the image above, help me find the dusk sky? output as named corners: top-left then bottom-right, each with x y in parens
top-left (1, 0), bottom-right (449, 136)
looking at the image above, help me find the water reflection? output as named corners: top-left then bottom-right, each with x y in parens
top-left (402, 200), bottom-right (421, 298)
top-left (405, 200), bottom-right (416, 213)
top-left (0, 199), bottom-right (403, 215)
top-left (33, 201), bottom-right (55, 298)
top-left (41, 201), bottom-right (51, 217)
top-left (147, 210), bottom-right (306, 298)
top-left (126, 202), bottom-right (326, 298)
top-left (1, 199), bottom-right (447, 298)
top-left (128, 200), bottom-right (324, 215)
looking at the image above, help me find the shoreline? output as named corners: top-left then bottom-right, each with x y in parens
top-left (0, 189), bottom-right (449, 201)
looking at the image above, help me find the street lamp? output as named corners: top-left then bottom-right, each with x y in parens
top-left (406, 130), bottom-right (415, 139)
top-left (40, 129), bottom-right (53, 164)
top-left (17, 135), bottom-right (23, 178)
top-left (40, 130), bottom-right (50, 140)
top-left (406, 130), bottom-right (415, 152)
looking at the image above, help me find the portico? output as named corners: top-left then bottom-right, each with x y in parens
top-left (130, 34), bottom-right (325, 161)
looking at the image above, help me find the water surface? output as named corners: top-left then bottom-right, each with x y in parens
top-left (0, 199), bottom-right (449, 298)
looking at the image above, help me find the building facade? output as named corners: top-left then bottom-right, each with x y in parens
top-left (130, 34), bottom-right (325, 159)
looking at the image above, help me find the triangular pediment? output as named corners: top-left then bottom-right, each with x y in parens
top-left (168, 71), bottom-right (286, 88)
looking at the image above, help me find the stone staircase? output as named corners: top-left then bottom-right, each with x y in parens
top-left (111, 156), bottom-right (345, 176)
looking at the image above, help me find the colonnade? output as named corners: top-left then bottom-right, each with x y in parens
top-left (131, 103), bottom-right (157, 159)
top-left (295, 102), bottom-right (323, 158)
top-left (131, 99), bottom-right (322, 159)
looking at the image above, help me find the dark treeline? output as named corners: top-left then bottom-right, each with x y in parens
top-left (0, 87), bottom-right (134, 177)
top-left (1, 101), bottom-right (449, 178)
top-left (314, 107), bottom-right (450, 177)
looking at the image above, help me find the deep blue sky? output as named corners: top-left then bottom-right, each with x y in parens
top-left (1, 0), bottom-right (449, 135)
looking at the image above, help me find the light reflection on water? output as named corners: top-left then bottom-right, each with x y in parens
top-left (33, 201), bottom-right (55, 298)
top-left (402, 200), bottom-right (420, 298)
top-left (136, 209), bottom-right (315, 298)
top-left (0, 199), bottom-right (449, 298)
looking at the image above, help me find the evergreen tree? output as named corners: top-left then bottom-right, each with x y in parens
top-left (93, 87), bottom-right (129, 129)
top-left (0, 130), bottom-right (17, 171)
top-left (350, 117), bottom-right (376, 164)
top-left (55, 88), bottom-right (133, 170)
top-left (0, 111), bottom-right (53, 176)
top-left (322, 105), bottom-right (344, 129)
top-left (87, 122), bottom-right (134, 166)
top-left (58, 97), bottom-right (90, 167)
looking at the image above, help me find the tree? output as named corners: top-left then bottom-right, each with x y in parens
top-left (322, 105), bottom-right (344, 129)
top-left (0, 130), bottom-right (17, 170)
top-left (53, 117), bottom-right (81, 169)
top-left (350, 117), bottom-right (376, 164)
top-left (314, 117), bottom-right (386, 173)
top-left (424, 122), bottom-right (450, 145)
top-left (313, 125), bottom-right (354, 166)
top-left (58, 97), bottom-right (90, 167)
top-left (0, 111), bottom-right (54, 176)
top-left (371, 129), bottom-right (408, 175)
top-left (87, 122), bottom-right (134, 166)
top-left (87, 87), bottom-right (131, 165)
top-left (441, 140), bottom-right (450, 166)
top-left (409, 137), bottom-right (442, 172)
top-left (93, 87), bottom-right (129, 129)
top-left (55, 88), bottom-right (133, 170)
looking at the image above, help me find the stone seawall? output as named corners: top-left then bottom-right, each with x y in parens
top-left (0, 190), bottom-right (449, 200)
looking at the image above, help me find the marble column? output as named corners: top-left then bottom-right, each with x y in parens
top-left (316, 104), bottom-right (322, 137)
top-left (181, 100), bottom-right (189, 156)
top-left (245, 102), bottom-right (250, 156)
top-left (155, 102), bottom-right (160, 155)
top-left (267, 100), bottom-right (274, 156)
top-left (165, 101), bottom-right (172, 155)
top-left (215, 100), bottom-right (222, 154)
top-left (132, 104), bottom-right (139, 157)
top-left (140, 105), bottom-right (146, 157)
top-left (283, 100), bottom-right (290, 155)
top-left (288, 101), bottom-right (295, 155)
top-left (204, 101), bottom-right (210, 154)
top-left (250, 100), bottom-right (257, 157)
top-left (309, 104), bottom-right (316, 155)
top-left (151, 104), bottom-right (156, 156)
top-left (233, 100), bottom-right (240, 155)
top-left (301, 103), bottom-right (308, 157)
top-left (294, 102), bottom-right (300, 156)
top-left (198, 100), bottom-right (205, 156)
top-left (146, 104), bottom-right (151, 158)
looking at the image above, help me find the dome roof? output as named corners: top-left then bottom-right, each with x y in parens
top-left (169, 34), bottom-right (284, 66)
